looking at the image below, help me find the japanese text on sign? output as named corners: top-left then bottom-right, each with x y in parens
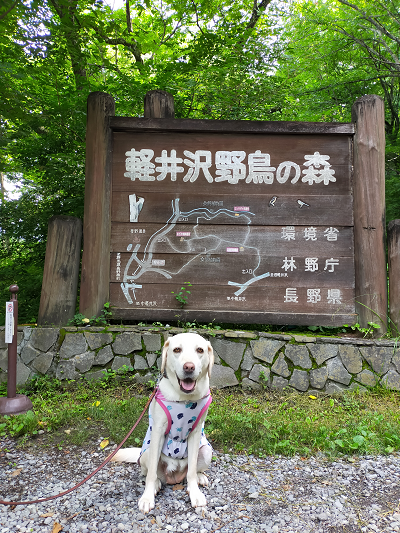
top-left (124, 150), bottom-right (336, 185)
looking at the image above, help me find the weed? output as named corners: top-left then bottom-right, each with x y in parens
top-left (343, 322), bottom-right (380, 338)
top-left (68, 302), bottom-right (112, 327)
top-left (171, 282), bottom-right (192, 307)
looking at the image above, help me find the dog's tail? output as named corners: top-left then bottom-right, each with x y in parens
top-left (110, 447), bottom-right (141, 463)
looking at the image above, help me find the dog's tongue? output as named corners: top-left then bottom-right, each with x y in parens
top-left (181, 379), bottom-right (195, 391)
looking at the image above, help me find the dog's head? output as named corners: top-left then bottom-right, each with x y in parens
top-left (161, 332), bottom-right (214, 394)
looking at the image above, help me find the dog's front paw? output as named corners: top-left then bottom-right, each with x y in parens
top-left (197, 473), bottom-right (208, 486)
top-left (138, 492), bottom-right (155, 513)
top-left (188, 486), bottom-right (207, 508)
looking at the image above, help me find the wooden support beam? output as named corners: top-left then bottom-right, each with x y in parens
top-left (388, 219), bottom-right (400, 334)
top-left (80, 92), bottom-right (115, 318)
top-left (38, 216), bottom-right (82, 326)
top-left (144, 90), bottom-right (174, 119)
top-left (352, 95), bottom-right (387, 331)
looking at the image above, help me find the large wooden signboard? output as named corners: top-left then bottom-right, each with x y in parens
top-left (109, 119), bottom-right (355, 325)
top-left (80, 92), bottom-right (386, 328)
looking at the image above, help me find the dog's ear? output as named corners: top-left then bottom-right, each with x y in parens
top-left (161, 338), bottom-right (170, 374)
top-left (207, 342), bottom-right (214, 378)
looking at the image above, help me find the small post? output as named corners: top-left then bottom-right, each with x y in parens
top-left (0, 286), bottom-right (33, 415)
top-left (144, 90), bottom-right (174, 118)
top-left (38, 216), bottom-right (82, 326)
top-left (352, 95), bottom-right (387, 332)
top-left (388, 219), bottom-right (400, 334)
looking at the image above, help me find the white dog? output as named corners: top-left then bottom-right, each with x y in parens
top-left (112, 332), bottom-right (214, 513)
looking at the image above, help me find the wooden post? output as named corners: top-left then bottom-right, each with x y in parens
top-left (80, 92), bottom-right (115, 318)
top-left (144, 90), bottom-right (174, 118)
top-left (352, 95), bottom-right (387, 332)
top-left (388, 219), bottom-right (400, 334)
top-left (38, 216), bottom-right (82, 326)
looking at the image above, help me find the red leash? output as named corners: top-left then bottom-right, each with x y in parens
top-left (0, 389), bottom-right (156, 506)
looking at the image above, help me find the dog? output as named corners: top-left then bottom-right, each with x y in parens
top-left (112, 332), bottom-right (214, 513)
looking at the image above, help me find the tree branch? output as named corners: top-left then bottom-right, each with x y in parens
top-left (0, 0), bottom-right (19, 22)
top-left (94, 30), bottom-right (143, 63)
top-left (247, 0), bottom-right (272, 29)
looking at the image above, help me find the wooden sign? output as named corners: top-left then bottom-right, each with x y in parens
top-left (80, 92), bottom-right (386, 328)
top-left (109, 120), bottom-right (355, 325)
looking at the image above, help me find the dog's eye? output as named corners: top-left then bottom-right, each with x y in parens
top-left (173, 347), bottom-right (182, 353)
top-left (196, 348), bottom-right (204, 354)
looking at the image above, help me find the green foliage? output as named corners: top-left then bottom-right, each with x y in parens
top-left (343, 322), bottom-right (381, 338)
top-left (171, 281), bottom-right (192, 307)
top-left (67, 302), bottom-right (112, 327)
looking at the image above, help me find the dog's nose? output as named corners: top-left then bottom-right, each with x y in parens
top-left (184, 362), bottom-right (195, 373)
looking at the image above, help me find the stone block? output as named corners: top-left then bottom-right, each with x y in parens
top-left (0, 331), bottom-right (6, 349)
top-left (339, 345), bottom-right (363, 374)
top-left (359, 346), bottom-right (392, 375)
top-left (326, 357), bottom-right (352, 385)
top-left (293, 335), bottom-right (316, 343)
top-left (271, 376), bottom-right (289, 389)
top-left (111, 356), bottom-right (133, 371)
top-left (285, 345), bottom-right (312, 369)
top-left (85, 370), bottom-right (107, 382)
top-left (289, 369), bottom-right (309, 391)
top-left (84, 332), bottom-right (113, 350)
top-left (209, 365), bottom-right (239, 388)
top-left (21, 344), bottom-right (41, 365)
top-left (248, 364), bottom-right (270, 384)
top-left (142, 333), bottom-right (162, 352)
top-left (134, 355), bottom-right (148, 370)
top-left (210, 338), bottom-right (246, 371)
top-left (59, 333), bottom-right (88, 360)
top-left (146, 353), bottom-right (158, 368)
top-left (259, 332), bottom-right (292, 341)
top-left (325, 381), bottom-right (347, 394)
top-left (32, 352), bottom-right (54, 375)
top-left (0, 372), bottom-right (6, 383)
top-left (241, 378), bottom-right (262, 390)
top-left (112, 333), bottom-right (142, 355)
top-left (241, 347), bottom-right (257, 371)
top-left (355, 369), bottom-right (377, 388)
top-left (271, 354), bottom-right (290, 377)
top-left (0, 348), bottom-right (7, 372)
top-left (56, 360), bottom-right (77, 380)
top-left (308, 343), bottom-right (338, 365)
top-left (250, 338), bottom-right (285, 364)
top-left (309, 367), bottom-right (328, 389)
top-left (95, 345), bottom-right (114, 366)
top-left (391, 349), bottom-right (400, 373)
top-left (74, 352), bottom-right (95, 373)
top-left (224, 331), bottom-right (257, 339)
top-left (381, 369), bottom-right (400, 391)
top-left (30, 328), bottom-right (59, 352)
top-left (0, 330), bottom-right (22, 349)
top-left (16, 357), bottom-right (32, 385)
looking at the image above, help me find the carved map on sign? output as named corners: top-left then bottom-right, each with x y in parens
top-left (110, 129), bottom-right (354, 324)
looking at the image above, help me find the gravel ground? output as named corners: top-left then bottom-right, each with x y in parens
top-left (1, 437), bottom-right (400, 533)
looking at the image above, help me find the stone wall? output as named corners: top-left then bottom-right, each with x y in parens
top-left (1, 326), bottom-right (400, 393)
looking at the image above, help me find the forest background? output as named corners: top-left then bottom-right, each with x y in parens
top-left (1, 0), bottom-right (399, 325)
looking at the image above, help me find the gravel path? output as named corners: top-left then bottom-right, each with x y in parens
top-left (1, 437), bottom-right (400, 533)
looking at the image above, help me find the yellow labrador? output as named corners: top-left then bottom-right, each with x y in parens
top-left (112, 332), bottom-right (214, 513)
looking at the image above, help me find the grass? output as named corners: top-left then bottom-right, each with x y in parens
top-left (1, 375), bottom-right (400, 458)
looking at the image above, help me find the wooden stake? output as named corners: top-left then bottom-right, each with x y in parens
top-left (144, 90), bottom-right (174, 118)
top-left (352, 95), bottom-right (387, 332)
top-left (38, 216), bottom-right (82, 326)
